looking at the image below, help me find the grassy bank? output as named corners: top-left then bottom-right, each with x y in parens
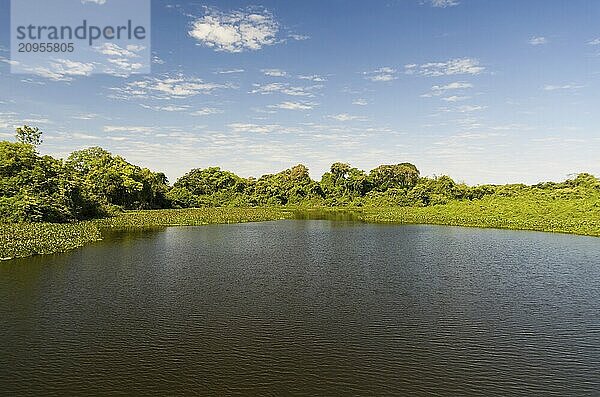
top-left (360, 194), bottom-right (600, 237)
top-left (95, 207), bottom-right (293, 228)
top-left (2, 197), bottom-right (599, 260)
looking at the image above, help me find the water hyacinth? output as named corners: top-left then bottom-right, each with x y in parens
top-left (0, 222), bottom-right (102, 260)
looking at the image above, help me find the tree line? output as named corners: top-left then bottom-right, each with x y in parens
top-left (1, 126), bottom-right (598, 223)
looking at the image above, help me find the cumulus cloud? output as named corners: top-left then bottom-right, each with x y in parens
top-left (364, 67), bottom-right (397, 82)
top-left (405, 58), bottom-right (484, 76)
top-left (188, 7), bottom-right (280, 52)
top-left (529, 36), bottom-right (548, 45)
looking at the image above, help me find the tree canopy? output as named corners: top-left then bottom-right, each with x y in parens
top-left (1, 125), bottom-right (598, 223)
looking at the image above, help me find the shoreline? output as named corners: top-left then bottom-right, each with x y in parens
top-left (2, 203), bottom-right (599, 261)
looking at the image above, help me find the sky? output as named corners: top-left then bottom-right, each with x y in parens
top-left (0, 0), bottom-right (599, 185)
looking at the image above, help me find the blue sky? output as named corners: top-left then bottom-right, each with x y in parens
top-left (1, 0), bottom-right (599, 184)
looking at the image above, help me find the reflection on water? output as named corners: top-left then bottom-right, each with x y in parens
top-left (291, 208), bottom-right (362, 221)
top-left (1, 221), bottom-right (599, 396)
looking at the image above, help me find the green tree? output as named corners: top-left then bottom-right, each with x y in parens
top-left (15, 125), bottom-right (43, 146)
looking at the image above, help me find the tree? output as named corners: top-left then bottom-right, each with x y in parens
top-left (369, 163), bottom-right (420, 191)
top-left (15, 125), bottom-right (43, 146)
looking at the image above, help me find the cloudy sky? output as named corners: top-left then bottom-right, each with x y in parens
top-left (1, 0), bottom-right (599, 184)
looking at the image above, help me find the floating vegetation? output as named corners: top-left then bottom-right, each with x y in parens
top-left (0, 221), bottom-right (102, 260)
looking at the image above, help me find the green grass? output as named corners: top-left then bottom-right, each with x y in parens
top-left (360, 193), bottom-right (600, 237)
top-left (95, 207), bottom-right (293, 228)
top-left (2, 196), bottom-right (599, 260)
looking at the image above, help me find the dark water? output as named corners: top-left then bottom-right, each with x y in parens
top-left (1, 221), bottom-right (599, 396)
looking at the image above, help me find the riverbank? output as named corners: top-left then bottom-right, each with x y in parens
top-left (1, 195), bottom-right (599, 260)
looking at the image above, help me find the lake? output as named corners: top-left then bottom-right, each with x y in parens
top-left (1, 220), bottom-right (599, 395)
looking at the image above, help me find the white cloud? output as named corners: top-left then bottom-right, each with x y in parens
top-left (249, 82), bottom-right (322, 97)
top-left (422, 81), bottom-right (473, 97)
top-left (110, 74), bottom-right (231, 99)
top-left (588, 38), bottom-right (600, 45)
top-left (289, 34), bottom-right (309, 41)
top-left (72, 113), bottom-right (99, 120)
top-left (529, 36), bottom-right (548, 45)
top-left (262, 68), bottom-right (287, 77)
top-left (406, 58), bottom-right (484, 76)
top-left (268, 101), bottom-right (317, 110)
top-left (140, 104), bottom-right (191, 112)
top-left (543, 84), bottom-right (584, 91)
top-left (81, 0), bottom-right (106, 4)
top-left (298, 74), bottom-right (326, 82)
top-left (28, 59), bottom-right (94, 81)
top-left (364, 67), bottom-right (397, 82)
top-left (103, 125), bottom-right (157, 134)
top-left (188, 7), bottom-right (280, 53)
top-left (428, 0), bottom-right (460, 7)
top-left (329, 113), bottom-right (367, 122)
top-left (228, 123), bottom-right (281, 133)
top-left (152, 55), bottom-right (166, 64)
top-left (442, 95), bottom-right (469, 102)
top-left (352, 99), bottom-right (368, 106)
top-left (215, 68), bottom-right (244, 74)
top-left (456, 105), bottom-right (486, 112)
top-left (95, 43), bottom-right (142, 58)
top-left (190, 107), bottom-right (223, 116)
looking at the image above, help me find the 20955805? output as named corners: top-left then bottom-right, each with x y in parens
top-left (17, 42), bottom-right (74, 53)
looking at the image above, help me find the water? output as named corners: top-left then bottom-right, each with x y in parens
top-left (1, 220), bottom-right (599, 396)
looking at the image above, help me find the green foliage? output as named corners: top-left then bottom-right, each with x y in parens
top-left (15, 125), bottom-right (43, 146)
top-left (369, 163), bottom-right (420, 191)
top-left (66, 147), bottom-right (169, 210)
top-left (0, 141), bottom-right (79, 222)
top-left (2, 125), bottom-right (600, 249)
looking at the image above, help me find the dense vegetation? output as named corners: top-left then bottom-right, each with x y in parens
top-left (1, 126), bottom-right (169, 222)
top-left (1, 125), bottom-right (599, 259)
